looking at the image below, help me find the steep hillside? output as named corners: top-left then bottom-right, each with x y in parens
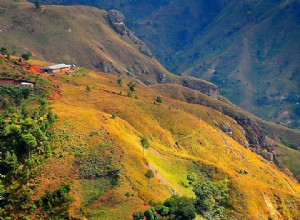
top-left (0, 0), bottom-right (219, 100)
top-left (1, 56), bottom-right (300, 219)
top-left (1, 0), bottom-right (300, 179)
top-left (37, 0), bottom-right (300, 129)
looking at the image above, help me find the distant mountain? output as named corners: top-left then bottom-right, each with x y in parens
top-left (36, 0), bottom-right (300, 129)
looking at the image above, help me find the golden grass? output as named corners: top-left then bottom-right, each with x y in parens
top-left (30, 68), bottom-right (300, 219)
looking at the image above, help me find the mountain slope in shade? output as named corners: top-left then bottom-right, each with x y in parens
top-left (36, 0), bottom-right (300, 129)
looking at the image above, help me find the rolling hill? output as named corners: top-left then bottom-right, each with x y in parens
top-left (0, 54), bottom-right (300, 219)
top-left (0, 1), bottom-right (300, 219)
top-left (37, 0), bottom-right (300, 129)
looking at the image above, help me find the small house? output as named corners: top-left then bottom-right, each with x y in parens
top-left (40, 63), bottom-right (71, 74)
top-left (20, 82), bottom-right (35, 88)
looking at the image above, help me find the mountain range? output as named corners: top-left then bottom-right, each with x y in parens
top-left (0, 0), bottom-right (300, 219)
top-left (36, 0), bottom-right (300, 129)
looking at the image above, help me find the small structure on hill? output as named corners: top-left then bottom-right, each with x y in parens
top-left (40, 63), bottom-right (72, 74)
top-left (20, 82), bottom-right (35, 88)
top-left (0, 79), bottom-right (35, 88)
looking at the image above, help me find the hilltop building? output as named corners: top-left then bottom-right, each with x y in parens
top-left (40, 64), bottom-right (72, 74)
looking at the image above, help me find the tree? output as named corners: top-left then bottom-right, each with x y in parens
top-left (0, 47), bottom-right (8, 55)
top-left (133, 211), bottom-right (144, 220)
top-left (187, 172), bottom-right (197, 185)
top-left (127, 82), bottom-right (136, 92)
top-left (144, 209), bottom-right (156, 220)
top-left (156, 96), bottom-right (162, 103)
top-left (0, 182), bottom-right (6, 201)
top-left (22, 105), bottom-right (30, 118)
top-left (21, 51), bottom-right (32, 61)
top-left (140, 136), bottom-right (149, 155)
top-left (47, 109), bottom-right (57, 124)
top-left (117, 79), bottom-right (123, 86)
top-left (86, 85), bottom-right (91, 92)
top-left (22, 133), bottom-right (37, 158)
top-left (163, 195), bottom-right (196, 220)
top-left (145, 169), bottom-right (154, 188)
top-left (193, 180), bottom-right (229, 219)
top-left (34, 0), bottom-right (41, 10)
top-left (4, 151), bottom-right (19, 171)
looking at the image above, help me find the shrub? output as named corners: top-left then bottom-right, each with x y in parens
top-left (133, 211), bottom-right (144, 220)
top-left (156, 96), bottom-right (162, 103)
top-left (21, 51), bottom-right (32, 61)
top-left (127, 82), bottom-right (136, 92)
top-left (193, 180), bottom-right (229, 219)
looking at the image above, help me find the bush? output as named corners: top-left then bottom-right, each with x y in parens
top-left (21, 51), bottom-right (32, 61)
top-left (156, 96), bottom-right (162, 103)
top-left (193, 180), bottom-right (229, 219)
top-left (127, 82), bottom-right (136, 92)
top-left (133, 211), bottom-right (144, 220)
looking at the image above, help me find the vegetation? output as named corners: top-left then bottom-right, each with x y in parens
top-left (0, 82), bottom-right (71, 218)
top-left (34, 0), bottom-right (41, 10)
top-left (21, 51), bottom-right (32, 61)
top-left (117, 78), bottom-right (123, 86)
top-left (127, 82), bottom-right (136, 92)
top-left (86, 85), bottom-right (91, 92)
top-left (140, 136), bottom-right (150, 155)
top-left (187, 172), bottom-right (197, 185)
top-left (193, 180), bottom-right (229, 219)
top-left (144, 169), bottom-right (154, 188)
top-left (134, 179), bottom-right (228, 220)
top-left (156, 96), bottom-right (162, 103)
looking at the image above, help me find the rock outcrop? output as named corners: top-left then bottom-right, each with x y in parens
top-left (108, 10), bottom-right (154, 58)
top-left (181, 77), bottom-right (220, 100)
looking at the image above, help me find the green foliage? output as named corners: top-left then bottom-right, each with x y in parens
top-left (0, 181), bottom-right (6, 201)
top-left (140, 136), bottom-right (150, 155)
top-left (127, 82), bottom-right (136, 92)
top-left (193, 180), bottom-right (229, 219)
top-left (39, 183), bottom-right (72, 210)
top-left (86, 85), bottom-right (91, 92)
top-left (21, 51), bottom-right (32, 61)
top-left (47, 109), bottom-right (57, 124)
top-left (34, 0), bottom-right (41, 10)
top-left (0, 47), bottom-right (8, 55)
top-left (145, 169), bottom-right (154, 188)
top-left (156, 96), bottom-right (162, 103)
top-left (3, 151), bottom-right (19, 171)
top-left (163, 195), bottom-right (196, 220)
top-left (145, 169), bottom-right (154, 179)
top-left (133, 211), bottom-right (144, 220)
top-left (111, 114), bottom-right (116, 119)
top-left (187, 172), bottom-right (197, 185)
top-left (127, 91), bottom-right (133, 97)
top-left (144, 208), bottom-right (157, 220)
top-left (0, 84), bottom-right (57, 217)
top-left (117, 78), bottom-right (123, 86)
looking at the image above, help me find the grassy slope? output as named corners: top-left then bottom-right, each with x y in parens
top-left (21, 58), bottom-right (300, 219)
top-left (150, 83), bottom-right (300, 182)
top-left (0, 0), bottom-right (214, 90)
